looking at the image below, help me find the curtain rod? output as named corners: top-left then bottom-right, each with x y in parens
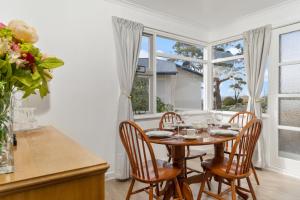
top-left (211, 20), bottom-right (300, 43)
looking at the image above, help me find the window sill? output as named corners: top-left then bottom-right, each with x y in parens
top-left (134, 110), bottom-right (210, 121)
top-left (211, 110), bottom-right (270, 119)
top-left (134, 110), bottom-right (270, 121)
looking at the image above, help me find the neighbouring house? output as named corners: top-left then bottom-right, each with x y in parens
top-left (137, 58), bottom-right (204, 110)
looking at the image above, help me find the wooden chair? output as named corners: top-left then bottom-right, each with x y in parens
top-left (119, 120), bottom-right (183, 200)
top-left (225, 112), bottom-right (260, 186)
top-left (197, 119), bottom-right (262, 200)
top-left (159, 112), bottom-right (207, 178)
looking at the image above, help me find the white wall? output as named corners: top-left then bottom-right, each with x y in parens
top-left (209, 0), bottom-right (300, 41)
top-left (0, 0), bottom-right (209, 175)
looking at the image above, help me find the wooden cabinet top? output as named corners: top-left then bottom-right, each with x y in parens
top-left (0, 126), bottom-right (109, 193)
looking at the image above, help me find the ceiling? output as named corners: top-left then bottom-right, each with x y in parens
top-left (118, 0), bottom-right (290, 29)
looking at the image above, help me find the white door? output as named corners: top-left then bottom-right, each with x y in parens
top-left (269, 23), bottom-right (300, 178)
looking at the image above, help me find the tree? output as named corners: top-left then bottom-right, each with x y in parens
top-left (173, 42), bottom-right (203, 59)
top-left (172, 41), bottom-right (245, 110)
top-left (212, 41), bottom-right (245, 109)
top-left (131, 76), bottom-right (149, 114)
top-left (229, 77), bottom-right (246, 104)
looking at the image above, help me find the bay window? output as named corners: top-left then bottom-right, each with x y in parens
top-left (132, 32), bottom-right (269, 116)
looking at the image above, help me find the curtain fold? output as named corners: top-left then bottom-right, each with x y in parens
top-left (243, 25), bottom-right (271, 168)
top-left (112, 16), bottom-right (143, 179)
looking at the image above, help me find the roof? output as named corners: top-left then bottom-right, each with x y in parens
top-left (138, 58), bottom-right (203, 76)
top-left (214, 50), bottom-right (235, 59)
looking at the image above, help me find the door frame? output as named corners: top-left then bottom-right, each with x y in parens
top-left (269, 23), bottom-right (300, 178)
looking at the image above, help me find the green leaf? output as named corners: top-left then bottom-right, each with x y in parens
top-left (32, 70), bottom-right (40, 80)
top-left (22, 87), bottom-right (36, 98)
top-left (20, 43), bottom-right (40, 56)
top-left (39, 57), bottom-right (64, 69)
top-left (12, 76), bottom-right (32, 87)
top-left (5, 62), bottom-right (12, 78)
top-left (0, 59), bottom-right (6, 69)
top-left (39, 84), bottom-right (49, 98)
top-left (0, 28), bottom-right (12, 40)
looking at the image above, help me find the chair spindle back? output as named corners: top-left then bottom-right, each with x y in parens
top-left (119, 120), bottom-right (158, 181)
top-left (225, 111), bottom-right (256, 153)
top-left (159, 112), bottom-right (182, 130)
top-left (226, 119), bottom-right (262, 175)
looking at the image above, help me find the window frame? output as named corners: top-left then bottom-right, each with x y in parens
top-left (210, 36), bottom-right (269, 115)
top-left (133, 28), bottom-right (208, 117)
top-left (210, 36), bottom-right (248, 112)
top-left (133, 31), bottom-right (270, 119)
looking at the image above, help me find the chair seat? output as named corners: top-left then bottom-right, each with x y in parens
top-left (202, 158), bottom-right (250, 179)
top-left (133, 159), bottom-right (181, 183)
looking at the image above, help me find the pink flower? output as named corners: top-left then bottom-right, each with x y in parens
top-left (11, 43), bottom-right (20, 51)
top-left (0, 22), bottom-right (6, 29)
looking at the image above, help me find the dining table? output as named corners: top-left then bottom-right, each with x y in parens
top-left (146, 128), bottom-right (239, 200)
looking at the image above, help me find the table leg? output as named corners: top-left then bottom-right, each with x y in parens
top-left (172, 146), bottom-right (193, 200)
top-left (213, 143), bottom-right (224, 163)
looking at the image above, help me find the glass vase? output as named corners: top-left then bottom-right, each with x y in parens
top-left (0, 90), bottom-right (14, 174)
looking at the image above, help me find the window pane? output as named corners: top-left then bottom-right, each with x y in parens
top-left (213, 39), bottom-right (243, 59)
top-left (280, 31), bottom-right (300, 63)
top-left (279, 98), bottom-right (300, 127)
top-left (137, 35), bottom-right (150, 73)
top-left (156, 36), bottom-right (204, 59)
top-left (280, 64), bottom-right (300, 94)
top-left (131, 76), bottom-right (150, 115)
top-left (213, 59), bottom-right (248, 111)
top-left (279, 129), bottom-right (300, 161)
top-left (156, 57), bottom-right (203, 112)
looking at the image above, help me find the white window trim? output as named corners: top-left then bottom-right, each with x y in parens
top-left (211, 55), bottom-right (244, 64)
top-left (156, 52), bottom-right (207, 64)
top-left (134, 30), bottom-right (270, 120)
top-left (134, 29), bottom-right (208, 118)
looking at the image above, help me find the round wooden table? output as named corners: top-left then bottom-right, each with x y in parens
top-left (148, 131), bottom-right (236, 200)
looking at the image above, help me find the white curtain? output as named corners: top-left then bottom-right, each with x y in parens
top-left (243, 25), bottom-right (271, 168)
top-left (112, 16), bottom-right (143, 179)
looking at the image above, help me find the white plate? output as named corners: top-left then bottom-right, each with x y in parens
top-left (146, 130), bottom-right (173, 138)
top-left (174, 124), bottom-right (192, 128)
top-left (182, 135), bottom-right (200, 140)
top-left (210, 129), bottom-right (239, 136)
top-left (228, 127), bottom-right (241, 131)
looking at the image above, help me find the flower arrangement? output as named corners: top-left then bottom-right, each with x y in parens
top-left (0, 19), bottom-right (64, 174)
top-left (0, 19), bottom-right (64, 97)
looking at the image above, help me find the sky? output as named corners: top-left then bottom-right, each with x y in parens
top-left (139, 36), bottom-right (269, 98)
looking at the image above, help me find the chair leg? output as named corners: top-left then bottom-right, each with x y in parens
top-left (217, 178), bottom-right (223, 194)
top-left (155, 184), bottom-right (160, 199)
top-left (197, 172), bottom-right (209, 200)
top-left (168, 155), bottom-right (172, 163)
top-left (251, 162), bottom-right (260, 185)
top-left (126, 179), bottom-right (135, 200)
top-left (207, 179), bottom-right (211, 191)
top-left (237, 179), bottom-right (241, 187)
top-left (230, 180), bottom-right (236, 200)
top-left (149, 184), bottom-right (154, 200)
top-left (174, 178), bottom-right (183, 200)
top-left (246, 177), bottom-right (257, 200)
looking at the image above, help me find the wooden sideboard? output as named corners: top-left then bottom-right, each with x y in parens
top-left (0, 126), bottom-right (109, 200)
